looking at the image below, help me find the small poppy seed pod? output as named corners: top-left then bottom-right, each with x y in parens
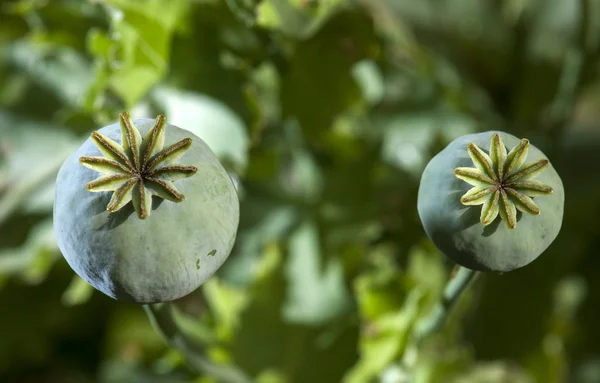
top-left (53, 114), bottom-right (239, 304)
top-left (417, 131), bottom-right (564, 272)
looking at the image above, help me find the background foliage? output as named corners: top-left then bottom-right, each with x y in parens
top-left (1, 0), bottom-right (600, 382)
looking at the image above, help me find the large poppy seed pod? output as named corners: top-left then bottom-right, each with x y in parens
top-left (417, 131), bottom-right (564, 272)
top-left (53, 113), bottom-right (240, 304)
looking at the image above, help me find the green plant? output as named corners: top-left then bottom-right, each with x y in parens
top-left (415, 131), bottom-right (564, 341)
top-left (4, 0), bottom-right (596, 381)
top-left (53, 113), bottom-right (240, 304)
top-left (418, 131), bottom-right (564, 272)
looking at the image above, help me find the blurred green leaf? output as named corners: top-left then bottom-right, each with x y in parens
top-left (574, 357), bottom-right (600, 383)
top-left (90, 0), bottom-right (190, 107)
top-left (98, 359), bottom-right (191, 383)
top-left (279, 145), bottom-right (324, 202)
top-left (247, 62), bottom-right (281, 130)
top-left (255, 369), bottom-right (288, 383)
top-left (1, 0), bottom-right (600, 381)
top-left (0, 112), bottom-right (80, 222)
top-left (353, 247), bottom-right (406, 321)
top-left (529, 0), bottom-right (581, 62)
top-left (153, 349), bottom-right (187, 375)
top-left (223, 204), bottom-right (299, 285)
top-left (86, 28), bottom-right (113, 60)
top-left (0, 219), bottom-right (59, 285)
top-left (2, 0), bottom-right (45, 16)
top-left (203, 277), bottom-right (251, 341)
top-left (408, 342), bottom-right (471, 383)
top-left (104, 306), bottom-right (167, 363)
top-left (406, 243), bottom-right (446, 307)
top-left (256, 0), bottom-right (345, 39)
top-left (344, 289), bottom-right (424, 383)
top-left (61, 274), bottom-right (94, 306)
top-left (453, 361), bottom-right (534, 383)
top-left (280, 11), bottom-right (378, 140)
top-left (151, 87), bottom-right (250, 172)
top-left (351, 59), bottom-right (385, 106)
top-left (379, 112), bottom-right (476, 177)
top-left (283, 219), bottom-right (350, 325)
top-left (4, 40), bottom-right (93, 106)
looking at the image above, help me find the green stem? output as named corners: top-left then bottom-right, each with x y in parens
top-left (144, 303), bottom-right (253, 383)
top-left (415, 266), bottom-right (480, 341)
top-left (545, 0), bottom-right (589, 154)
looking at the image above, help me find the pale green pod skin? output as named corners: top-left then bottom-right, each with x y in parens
top-left (53, 118), bottom-right (240, 304)
top-left (417, 131), bottom-right (564, 272)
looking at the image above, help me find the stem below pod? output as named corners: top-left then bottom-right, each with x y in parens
top-left (415, 265), bottom-right (480, 342)
top-left (144, 303), bottom-right (253, 383)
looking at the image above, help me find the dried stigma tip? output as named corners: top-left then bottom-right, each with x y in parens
top-left (79, 114), bottom-right (197, 219)
top-left (454, 133), bottom-right (553, 229)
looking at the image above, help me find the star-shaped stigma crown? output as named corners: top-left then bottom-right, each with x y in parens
top-left (79, 112), bottom-right (198, 220)
top-left (454, 133), bottom-right (553, 230)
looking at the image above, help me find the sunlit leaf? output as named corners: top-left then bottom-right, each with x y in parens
top-left (4, 41), bottom-right (93, 106)
top-left (0, 219), bottom-right (58, 284)
top-left (61, 274), bottom-right (94, 306)
top-left (88, 0), bottom-right (191, 107)
top-left (256, 0), bottom-right (345, 39)
top-left (344, 289), bottom-right (425, 383)
top-left (203, 278), bottom-right (251, 341)
top-left (152, 87), bottom-right (250, 172)
top-left (283, 219), bottom-right (351, 325)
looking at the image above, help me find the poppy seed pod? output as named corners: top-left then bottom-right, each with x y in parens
top-left (53, 113), bottom-right (239, 303)
top-left (417, 131), bottom-right (564, 272)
